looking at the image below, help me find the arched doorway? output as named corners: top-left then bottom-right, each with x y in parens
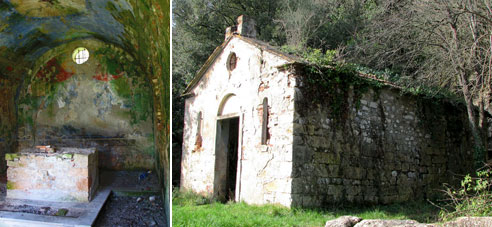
top-left (214, 94), bottom-right (240, 202)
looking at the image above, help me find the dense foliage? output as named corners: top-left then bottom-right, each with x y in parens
top-left (439, 167), bottom-right (492, 221)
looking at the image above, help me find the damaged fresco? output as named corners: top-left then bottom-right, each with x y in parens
top-left (0, 0), bottom-right (170, 221)
top-left (17, 40), bottom-right (155, 170)
top-left (107, 0), bottom-right (171, 218)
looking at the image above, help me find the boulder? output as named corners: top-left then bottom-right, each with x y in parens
top-left (325, 216), bottom-right (362, 227)
top-left (354, 219), bottom-right (426, 227)
top-left (443, 217), bottom-right (492, 227)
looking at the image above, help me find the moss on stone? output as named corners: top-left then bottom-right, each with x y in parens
top-left (6, 181), bottom-right (15, 190)
top-left (5, 153), bottom-right (18, 161)
top-left (55, 208), bottom-right (68, 216)
top-left (61, 153), bottom-right (73, 159)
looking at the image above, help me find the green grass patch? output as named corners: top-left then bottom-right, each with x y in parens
top-left (172, 189), bottom-right (440, 226)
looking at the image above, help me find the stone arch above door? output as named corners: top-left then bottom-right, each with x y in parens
top-left (217, 93), bottom-right (240, 117)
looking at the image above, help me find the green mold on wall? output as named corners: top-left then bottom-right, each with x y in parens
top-left (6, 181), bottom-right (15, 190)
top-left (5, 153), bottom-right (18, 161)
top-left (93, 45), bottom-right (154, 126)
top-left (110, 77), bottom-right (132, 99)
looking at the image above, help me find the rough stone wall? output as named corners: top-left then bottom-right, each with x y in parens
top-left (6, 148), bottom-right (98, 202)
top-left (292, 84), bottom-right (475, 207)
top-left (181, 37), bottom-right (295, 206)
top-left (0, 78), bottom-right (15, 173)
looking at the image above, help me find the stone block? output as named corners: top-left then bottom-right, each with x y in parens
top-left (314, 152), bottom-right (340, 164)
top-left (346, 185), bottom-right (361, 196)
top-left (327, 165), bottom-right (340, 178)
top-left (327, 185), bottom-right (343, 200)
top-left (314, 164), bottom-right (329, 177)
top-left (5, 153), bottom-right (18, 161)
top-left (61, 153), bottom-right (73, 159)
top-left (69, 167), bottom-right (89, 178)
top-left (76, 178), bottom-right (89, 192)
top-left (6, 160), bottom-right (19, 167)
top-left (7, 148), bottom-right (98, 202)
top-left (401, 163), bottom-right (409, 171)
top-left (74, 153), bottom-right (89, 167)
top-left (432, 155), bottom-right (446, 164)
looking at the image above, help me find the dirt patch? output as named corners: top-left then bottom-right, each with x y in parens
top-left (94, 193), bottom-right (166, 226)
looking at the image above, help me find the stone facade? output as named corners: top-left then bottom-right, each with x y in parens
top-left (181, 34), bottom-right (296, 206)
top-left (6, 148), bottom-right (98, 202)
top-left (181, 16), bottom-right (480, 208)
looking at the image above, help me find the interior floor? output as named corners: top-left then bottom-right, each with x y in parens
top-left (100, 170), bottom-right (161, 192)
top-left (94, 193), bottom-right (165, 226)
top-left (0, 169), bottom-right (165, 226)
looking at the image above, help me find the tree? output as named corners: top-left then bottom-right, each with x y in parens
top-left (276, 0), bottom-right (377, 50)
top-left (347, 0), bottom-right (491, 165)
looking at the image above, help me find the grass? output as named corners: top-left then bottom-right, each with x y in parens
top-left (172, 189), bottom-right (440, 227)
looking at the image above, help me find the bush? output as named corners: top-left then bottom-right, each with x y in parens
top-left (439, 166), bottom-right (492, 221)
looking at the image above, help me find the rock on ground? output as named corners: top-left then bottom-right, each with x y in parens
top-left (443, 217), bottom-right (492, 227)
top-left (325, 217), bottom-right (492, 227)
top-left (325, 216), bottom-right (362, 227)
top-left (354, 219), bottom-right (422, 227)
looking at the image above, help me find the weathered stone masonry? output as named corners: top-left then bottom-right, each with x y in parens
top-left (181, 34), bottom-right (296, 206)
top-left (181, 15), bottom-right (480, 208)
top-left (291, 81), bottom-right (474, 207)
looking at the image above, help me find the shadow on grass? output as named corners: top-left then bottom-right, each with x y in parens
top-left (173, 189), bottom-right (442, 226)
top-left (307, 200), bottom-right (441, 223)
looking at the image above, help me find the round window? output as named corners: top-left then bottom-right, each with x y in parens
top-left (72, 47), bottom-right (89, 64)
top-left (227, 52), bottom-right (237, 71)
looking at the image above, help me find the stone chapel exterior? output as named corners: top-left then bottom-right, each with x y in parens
top-left (181, 15), bottom-right (478, 208)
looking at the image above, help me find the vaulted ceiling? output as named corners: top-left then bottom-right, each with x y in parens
top-left (0, 0), bottom-right (170, 221)
top-left (0, 0), bottom-right (132, 78)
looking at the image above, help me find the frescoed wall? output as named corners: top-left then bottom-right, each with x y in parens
top-left (17, 40), bottom-right (155, 170)
top-left (107, 1), bottom-right (171, 217)
top-left (0, 0), bottom-right (170, 223)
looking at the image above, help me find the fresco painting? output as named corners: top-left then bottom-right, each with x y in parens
top-left (10, 0), bottom-right (86, 17)
top-left (0, 0), bottom-right (169, 223)
top-left (17, 40), bottom-right (154, 170)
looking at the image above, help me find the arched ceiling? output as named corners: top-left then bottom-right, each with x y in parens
top-left (0, 0), bottom-right (134, 78)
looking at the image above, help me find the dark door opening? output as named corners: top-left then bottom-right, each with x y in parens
top-left (213, 117), bottom-right (239, 202)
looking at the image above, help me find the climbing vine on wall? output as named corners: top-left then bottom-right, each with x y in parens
top-left (284, 48), bottom-right (464, 127)
top-left (291, 61), bottom-right (382, 126)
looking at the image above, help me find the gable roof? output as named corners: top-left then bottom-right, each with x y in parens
top-left (182, 34), bottom-right (405, 97)
top-left (278, 62), bottom-right (402, 90)
top-left (182, 34), bottom-right (300, 96)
